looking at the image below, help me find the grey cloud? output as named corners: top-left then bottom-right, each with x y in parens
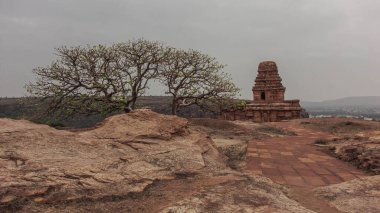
top-left (1, 0), bottom-right (379, 101)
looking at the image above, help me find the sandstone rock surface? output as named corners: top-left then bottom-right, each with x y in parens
top-left (0, 110), bottom-right (312, 212)
top-left (315, 175), bottom-right (380, 213)
top-left (189, 118), bottom-right (294, 169)
top-left (299, 118), bottom-right (380, 174)
top-left (162, 176), bottom-right (314, 213)
top-left (331, 140), bottom-right (380, 174)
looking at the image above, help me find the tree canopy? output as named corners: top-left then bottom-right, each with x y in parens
top-left (26, 39), bottom-right (239, 117)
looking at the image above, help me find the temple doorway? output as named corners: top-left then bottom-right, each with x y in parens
top-left (261, 91), bottom-right (266, 100)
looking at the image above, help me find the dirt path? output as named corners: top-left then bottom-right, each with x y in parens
top-left (245, 121), bottom-right (368, 213)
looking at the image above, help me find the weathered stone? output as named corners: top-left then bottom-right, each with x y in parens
top-left (331, 140), bottom-right (380, 174)
top-left (314, 175), bottom-right (380, 213)
top-left (0, 110), bottom-right (315, 212)
top-left (221, 61), bottom-right (302, 122)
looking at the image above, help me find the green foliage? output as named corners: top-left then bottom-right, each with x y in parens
top-left (234, 100), bottom-right (248, 110)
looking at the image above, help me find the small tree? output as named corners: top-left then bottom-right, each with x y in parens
top-left (26, 39), bottom-right (168, 117)
top-left (159, 49), bottom-right (240, 115)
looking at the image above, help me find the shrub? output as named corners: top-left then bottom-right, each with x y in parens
top-left (315, 138), bottom-right (328, 145)
top-left (46, 120), bottom-right (65, 128)
top-left (343, 121), bottom-right (354, 126)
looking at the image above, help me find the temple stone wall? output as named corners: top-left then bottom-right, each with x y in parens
top-left (221, 109), bottom-right (301, 122)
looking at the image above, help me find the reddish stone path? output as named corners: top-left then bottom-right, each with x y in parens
top-left (246, 122), bottom-right (368, 187)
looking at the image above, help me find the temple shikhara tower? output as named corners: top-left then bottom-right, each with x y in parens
top-left (222, 61), bottom-right (302, 122)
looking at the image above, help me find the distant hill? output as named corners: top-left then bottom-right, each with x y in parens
top-left (301, 96), bottom-right (380, 120)
top-left (302, 96), bottom-right (380, 108)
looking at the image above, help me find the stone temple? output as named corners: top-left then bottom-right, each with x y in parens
top-left (221, 61), bottom-right (302, 122)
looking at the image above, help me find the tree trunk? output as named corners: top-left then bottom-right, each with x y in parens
top-left (171, 98), bottom-right (178, 115)
top-left (130, 97), bottom-right (137, 109)
top-left (130, 90), bottom-right (138, 109)
top-left (124, 92), bottom-right (138, 113)
top-left (124, 105), bottom-right (132, 113)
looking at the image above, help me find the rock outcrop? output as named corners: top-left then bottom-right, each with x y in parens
top-left (315, 175), bottom-right (380, 213)
top-left (0, 110), bottom-right (312, 212)
top-left (0, 110), bottom-right (225, 211)
top-left (299, 118), bottom-right (380, 174)
top-left (162, 176), bottom-right (314, 213)
top-left (329, 139), bottom-right (380, 174)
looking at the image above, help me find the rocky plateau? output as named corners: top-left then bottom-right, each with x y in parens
top-left (1, 111), bottom-right (379, 212)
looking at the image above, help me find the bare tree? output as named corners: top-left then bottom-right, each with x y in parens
top-left (26, 39), bottom-right (238, 118)
top-left (26, 39), bottom-right (168, 117)
top-left (159, 49), bottom-right (240, 115)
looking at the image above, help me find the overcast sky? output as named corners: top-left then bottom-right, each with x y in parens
top-left (0, 0), bottom-right (379, 101)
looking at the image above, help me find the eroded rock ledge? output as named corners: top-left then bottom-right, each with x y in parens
top-left (0, 110), bottom-right (312, 212)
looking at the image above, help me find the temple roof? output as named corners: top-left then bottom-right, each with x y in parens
top-left (253, 61), bottom-right (285, 90)
top-left (258, 61), bottom-right (278, 72)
